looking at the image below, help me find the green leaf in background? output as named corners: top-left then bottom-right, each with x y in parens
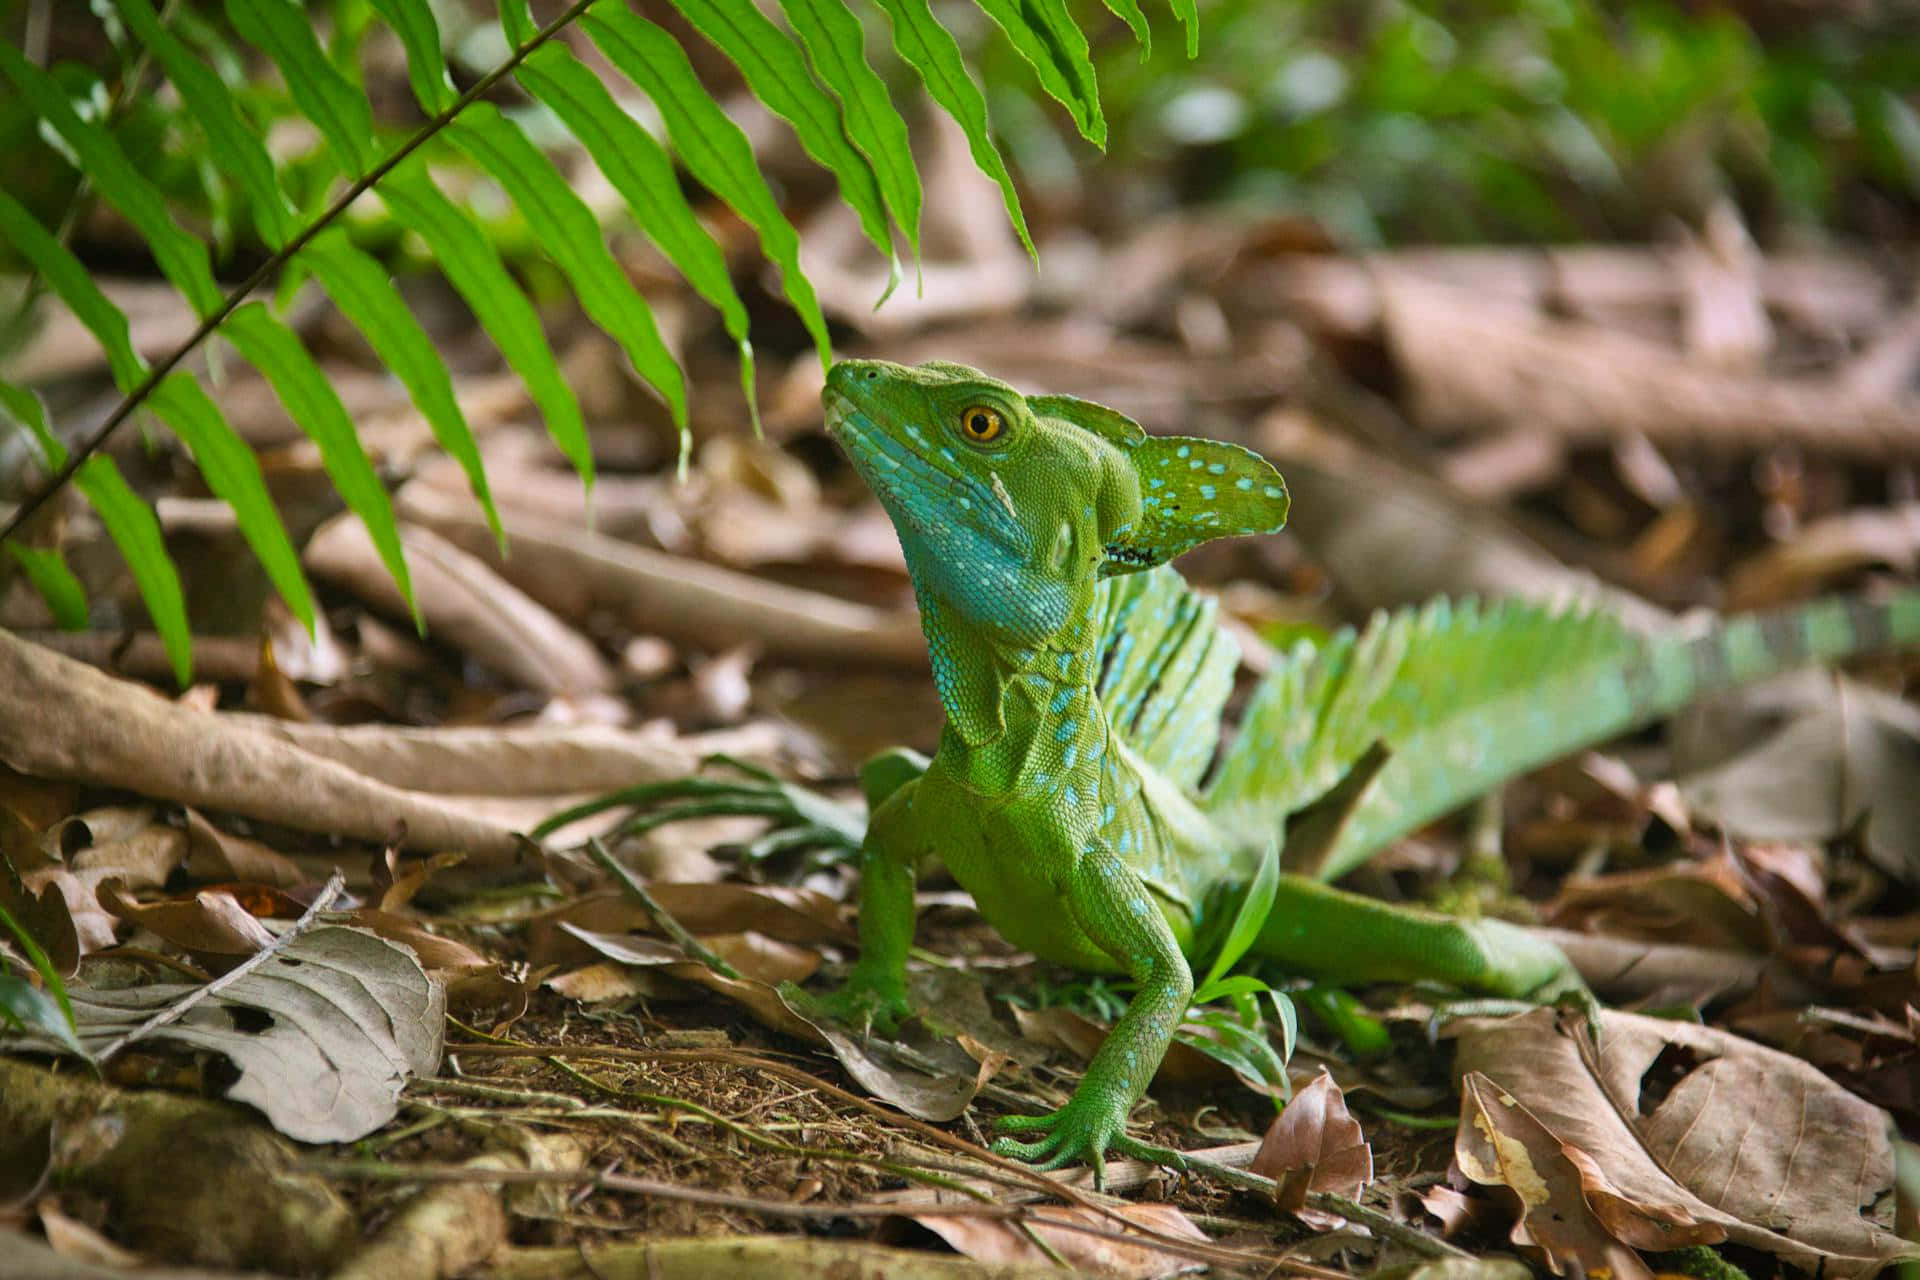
top-left (446, 103), bottom-right (690, 456)
top-left (223, 0), bottom-right (374, 178)
top-left (0, 190), bottom-right (145, 390)
top-left (1196, 840), bottom-right (1280, 995)
top-left (379, 167), bottom-right (594, 488)
top-left (113, 0), bottom-right (298, 248)
top-left (220, 302), bottom-right (418, 624)
top-left (869, 0), bottom-right (1034, 258)
top-left (512, 44), bottom-right (758, 435)
top-left (5, 544), bottom-right (88, 630)
top-left (584, 4), bottom-right (834, 374)
top-left (973, 0), bottom-right (1106, 149)
top-left (0, 39), bottom-right (223, 317)
top-left (1167, 0), bottom-right (1198, 58)
top-left (366, 0), bottom-right (458, 115)
top-left (668, 0), bottom-right (900, 298)
top-left (778, 0), bottom-right (924, 266)
top-left (299, 230), bottom-right (503, 551)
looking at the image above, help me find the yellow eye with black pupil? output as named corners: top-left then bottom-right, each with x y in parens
top-left (960, 406), bottom-right (1004, 443)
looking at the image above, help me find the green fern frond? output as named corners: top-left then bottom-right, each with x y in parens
top-left (0, 0), bottom-right (1200, 680)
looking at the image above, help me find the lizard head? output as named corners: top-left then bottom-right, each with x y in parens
top-left (824, 358), bottom-right (1288, 607)
top-left (824, 358), bottom-right (1288, 741)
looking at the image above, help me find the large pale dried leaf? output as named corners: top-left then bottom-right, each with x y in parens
top-left (35, 926), bottom-right (442, 1143)
top-left (1454, 1072), bottom-right (1662, 1280)
top-left (1673, 671), bottom-right (1920, 884)
top-left (1250, 1068), bottom-right (1372, 1230)
top-left (1450, 1008), bottom-right (1913, 1275)
top-left (912, 1202), bottom-right (1208, 1280)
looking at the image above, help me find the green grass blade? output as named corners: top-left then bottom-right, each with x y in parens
top-left (972, 0), bottom-right (1104, 149)
top-left (79, 457), bottom-right (191, 685)
top-left (298, 230), bottom-right (502, 550)
top-left (446, 103), bottom-right (689, 447)
top-left (512, 44), bottom-right (756, 434)
top-left (1198, 840), bottom-right (1280, 993)
top-left (367, 0), bottom-right (458, 114)
top-left (0, 902), bottom-right (83, 1057)
top-left (0, 380), bottom-right (66, 468)
top-left (583, 5), bottom-right (833, 372)
top-left (378, 167), bottom-right (593, 487)
top-left (869, 0), bottom-right (1033, 258)
top-left (223, 0), bottom-right (373, 177)
top-left (0, 41), bottom-right (222, 317)
top-left (667, 0), bottom-right (897, 279)
top-left (0, 191), bottom-right (144, 390)
top-left (1099, 0), bottom-right (1151, 58)
top-left (777, 0), bottom-right (923, 264)
top-left (220, 302), bottom-right (416, 621)
top-left (112, 0), bottom-right (297, 248)
top-left (5, 544), bottom-right (88, 629)
top-left (146, 375), bottom-right (313, 629)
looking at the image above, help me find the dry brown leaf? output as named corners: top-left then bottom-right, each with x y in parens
top-left (1726, 504), bottom-right (1920, 609)
top-left (911, 1202), bottom-right (1209, 1280)
top-left (1454, 1071), bottom-right (1663, 1280)
top-left (1674, 671), bottom-right (1920, 883)
top-left (180, 811), bottom-right (303, 888)
top-left (1449, 1007), bottom-right (1914, 1275)
top-left (526, 886), bottom-right (849, 967)
top-left (1249, 1068), bottom-right (1373, 1230)
top-left (94, 881), bottom-right (276, 969)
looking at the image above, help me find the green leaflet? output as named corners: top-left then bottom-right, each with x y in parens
top-left (0, 192), bottom-right (312, 630)
top-left (378, 167), bottom-right (594, 487)
top-left (0, 901), bottom-right (83, 1058)
top-left (497, 0), bottom-right (538, 47)
top-left (366, 0), bottom-right (457, 114)
top-left (1098, 0), bottom-right (1152, 58)
top-left (445, 103), bottom-right (690, 451)
top-left (220, 302), bottom-right (418, 625)
top-left (869, 0), bottom-right (1034, 258)
top-left (113, 0), bottom-right (296, 247)
top-left (1168, 0), bottom-right (1199, 58)
top-left (777, 0), bottom-right (923, 265)
top-left (511, 45), bottom-right (756, 435)
top-left (223, 0), bottom-right (374, 177)
top-left (147, 375), bottom-right (313, 629)
top-left (0, 40), bottom-right (222, 318)
top-left (583, 5), bottom-right (833, 373)
top-left (973, 0), bottom-right (1105, 149)
top-left (83, 456), bottom-right (192, 686)
top-left (5, 544), bottom-right (88, 630)
top-left (0, 191), bottom-right (143, 390)
top-left (298, 230), bottom-right (503, 552)
top-left (667, 0), bottom-right (899, 293)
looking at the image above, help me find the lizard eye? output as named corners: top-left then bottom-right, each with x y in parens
top-left (958, 405), bottom-right (1004, 444)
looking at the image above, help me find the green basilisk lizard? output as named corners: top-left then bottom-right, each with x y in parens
top-left (589, 358), bottom-right (1920, 1181)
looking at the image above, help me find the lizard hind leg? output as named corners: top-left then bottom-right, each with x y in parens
top-left (1253, 874), bottom-right (1582, 1000)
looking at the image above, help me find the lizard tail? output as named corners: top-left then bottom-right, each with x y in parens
top-left (1200, 589), bottom-right (1920, 884)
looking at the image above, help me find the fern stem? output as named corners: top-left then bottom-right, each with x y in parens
top-left (0, 0), bottom-right (599, 547)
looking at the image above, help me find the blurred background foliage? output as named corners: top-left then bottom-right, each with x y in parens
top-left (3, 0), bottom-right (1916, 293)
top-left (1006, 0), bottom-right (1920, 246)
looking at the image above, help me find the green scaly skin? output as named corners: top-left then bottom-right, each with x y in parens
top-left (794, 358), bottom-right (1920, 1183)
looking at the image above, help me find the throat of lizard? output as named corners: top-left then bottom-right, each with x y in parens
top-left (938, 616), bottom-right (1111, 801)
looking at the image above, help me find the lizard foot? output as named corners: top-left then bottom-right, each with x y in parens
top-left (780, 972), bottom-right (913, 1040)
top-left (990, 1103), bottom-right (1156, 1189)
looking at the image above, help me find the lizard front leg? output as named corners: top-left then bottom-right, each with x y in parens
top-left (789, 783), bottom-right (921, 1033)
top-left (992, 845), bottom-right (1192, 1185)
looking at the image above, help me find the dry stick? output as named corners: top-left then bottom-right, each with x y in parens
top-left (94, 869), bottom-right (345, 1063)
top-left (296, 1160), bottom-right (1269, 1272)
top-left (0, 0), bottom-right (599, 545)
top-left (449, 1042), bottom-right (1454, 1262)
top-left (584, 836), bottom-right (740, 979)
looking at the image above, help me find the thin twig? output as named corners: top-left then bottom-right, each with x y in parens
top-left (584, 836), bottom-right (739, 978)
top-left (95, 870), bottom-right (345, 1063)
top-left (0, 0), bottom-right (598, 545)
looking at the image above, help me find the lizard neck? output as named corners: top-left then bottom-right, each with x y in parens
top-left (920, 589), bottom-right (1110, 799)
